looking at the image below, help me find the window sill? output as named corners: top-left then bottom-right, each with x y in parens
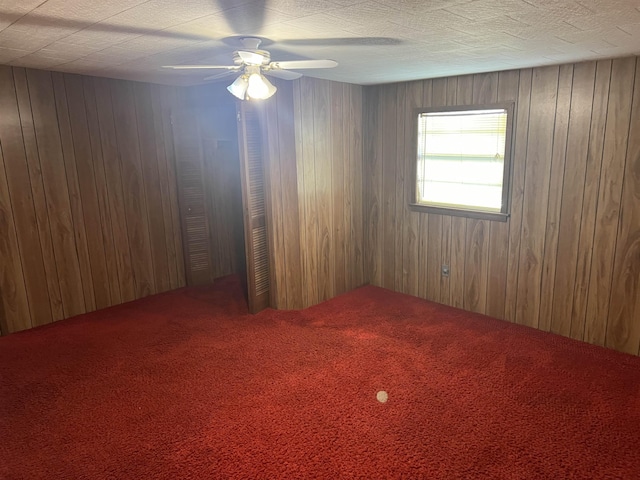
top-left (409, 203), bottom-right (509, 222)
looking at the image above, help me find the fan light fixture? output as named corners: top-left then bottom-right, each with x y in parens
top-left (227, 75), bottom-right (249, 100)
top-left (248, 73), bottom-right (277, 99)
top-left (227, 66), bottom-right (277, 101)
top-left (163, 37), bottom-right (337, 101)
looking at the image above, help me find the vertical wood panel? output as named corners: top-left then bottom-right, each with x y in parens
top-left (156, 85), bottom-right (186, 289)
top-left (12, 68), bottom-right (64, 322)
top-left (148, 83), bottom-right (179, 290)
top-left (365, 85), bottom-right (381, 288)
top-left (440, 213), bottom-right (451, 305)
top-left (93, 77), bottom-right (136, 302)
top-left (351, 84), bottom-right (365, 289)
top-left (402, 81), bottom-right (423, 298)
top-left (0, 67), bottom-right (52, 326)
top-left (537, 64), bottom-right (573, 331)
top-left (464, 219), bottom-right (488, 314)
top-left (607, 58), bottom-right (640, 354)
top-left (110, 80), bottom-right (155, 297)
top-left (51, 72), bottom-right (96, 312)
top-left (82, 77), bottom-right (122, 305)
top-left (0, 283), bottom-right (6, 335)
top-left (583, 57), bottom-right (636, 345)
top-left (449, 215), bottom-right (467, 309)
top-left (381, 84), bottom-right (398, 290)
top-left (293, 80), bottom-right (311, 304)
top-left (133, 82), bottom-right (171, 293)
top-left (345, 84), bottom-right (356, 293)
top-left (64, 73), bottom-right (111, 310)
top-left (0, 133), bottom-right (31, 332)
top-left (331, 81), bottom-right (346, 296)
top-left (486, 70), bottom-right (520, 319)
top-left (504, 69), bottom-right (533, 322)
top-left (27, 68), bottom-right (86, 318)
top-left (314, 80), bottom-right (334, 301)
top-left (298, 77), bottom-right (320, 305)
top-left (427, 216), bottom-right (442, 299)
top-left (277, 81), bottom-right (303, 308)
top-left (550, 61), bottom-right (597, 336)
top-left (569, 60), bottom-right (612, 341)
top-left (394, 83), bottom-right (406, 292)
top-left (515, 66), bottom-right (559, 328)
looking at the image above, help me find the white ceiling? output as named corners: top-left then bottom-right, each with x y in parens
top-left (0, 0), bottom-right (639, 86)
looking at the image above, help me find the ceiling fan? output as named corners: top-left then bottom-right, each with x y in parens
top-left (162, 37), bottom-right (338, 100)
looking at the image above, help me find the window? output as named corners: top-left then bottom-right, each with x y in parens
top-left (411, 103), bottom-right (514, 221)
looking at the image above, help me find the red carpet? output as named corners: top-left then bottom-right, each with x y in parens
top-left (1, 275), bottom-right (640, 479)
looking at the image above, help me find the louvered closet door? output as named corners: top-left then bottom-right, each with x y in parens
top-left (237, 103), bottom-right (270, 313)
top-left (172, 111), bottom-right (213, 286)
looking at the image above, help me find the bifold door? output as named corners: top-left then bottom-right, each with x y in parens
top-left (236, 103), bottom-right (270, 313)
top-left (172, 110), bottom-right (213, 286)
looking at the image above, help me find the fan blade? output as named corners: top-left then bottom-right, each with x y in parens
top-left (237, 50), bottom-right (266, 65)
top-left (162, 65), bottom-right (239, 70)
top-left (2, 11), bottom-right (210, 41)
top-left (270, 60), bottom-right (337, 70)
top-left (203, 71), bottom-right (238, 81)
top-left (264, 69), bottom-right (303, 80)
top-left (280, 37), bottom-right (402, 47)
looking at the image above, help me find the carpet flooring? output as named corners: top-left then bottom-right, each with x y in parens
top-left (1, 275), bottom-right (640, 479)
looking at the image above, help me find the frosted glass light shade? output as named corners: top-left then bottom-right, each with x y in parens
top-left (246, 73), bottom-right (277, 99)
top-left (227, 75), bottom-right (249, 100)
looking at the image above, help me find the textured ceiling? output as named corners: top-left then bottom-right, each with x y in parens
top-left (0, 0), bottom-right (639, 86)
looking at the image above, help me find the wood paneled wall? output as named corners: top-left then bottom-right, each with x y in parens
top-left (262, 77), bottom-right (365, 309)
top-left (5, 56), bottom-right (637, 360)
top-left (364, 56), bottom-right (640, 355)
top-left (0, 67), bottom-right (186, 334)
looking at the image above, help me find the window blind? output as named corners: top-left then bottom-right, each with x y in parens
top-left (417, 108), bottom-right (508, 212)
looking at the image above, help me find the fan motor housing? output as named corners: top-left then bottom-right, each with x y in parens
top-left (233, 50), bottom-right (271, 65)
